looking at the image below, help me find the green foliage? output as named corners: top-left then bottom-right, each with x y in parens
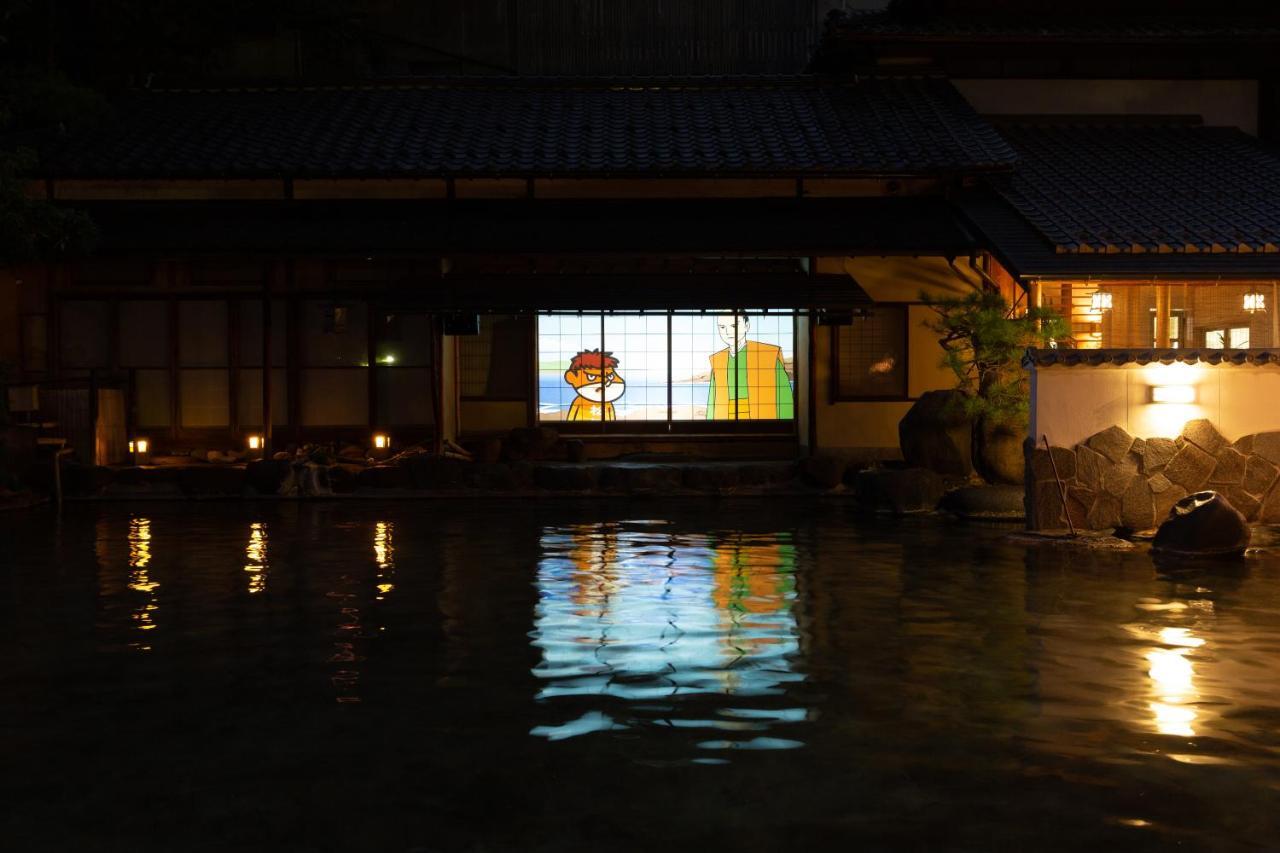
top-left (923, 289), bottom-right (1068, 426)
top-left (0, 149), bottom-right (97, 265)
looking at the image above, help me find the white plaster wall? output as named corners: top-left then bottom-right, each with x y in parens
top-left (1031, 363), bottom-right (1280, 447)
top-left (955, 79), bottom-right (1260, 135)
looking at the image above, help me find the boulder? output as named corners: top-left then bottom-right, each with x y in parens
top-left (1243, 455), bottom-right (1279, 496)
top-left (682, 464), bottom-right (742, 491)
top-left (178, 465), bottom-right (245, 496)
top-left (1259, 484), bottom-right (1280, 523)
top-left (534, 464), bottom-right (598, 491)
top-left (598, 464), bottom-right (682, 492)
top-left (1075, 445), bottom-right (1106, 491)
top-left (1252, 431), bottom-right (1280, 465)
top-left (564, 439), bottom-right (588, 464)
top-left (854, 467), bottom-right (945, 515)
top-left (505, 427), bottom-right (561, 462)
top-left (327, 464), bottom-right (361, 493)
top-left (802, 454), bottom-right (847, 490)
top-left (1028, 480), bottom-right (1067, 529)
top-left (1163, 443), bottom-right (1216, 491)
top-left (1180, 419), bottom-right (1228, 455)
top-left (1100, 458), bottom-right (1140, 498)
top-left (1065, 485), bottom-right (1095, 530)
top-left (1086, 494), bottom-right (1122, 530)
top-left (898, 390), bottom-right (973, 478)
top-left (356, 465), bottom-right (413, 490)
top-left (1139, 438), bottom-right (1178, 475)
top-left (1233, 434), bottom-right (1256, 455)
top-left (1225, 487), bottom-right (1262, 521)
top-left (1029, 446), bottom-right (1076, 483)
top-left (941, 484), bottom-right (1025, 520)
top-left (1152, 491), bottom-right (1250, 557)
top-left (975, 417), bottom-right (1025, 485)
top-left (738, 461), bottom-right (799, 486)
top-left (1086, 425), bottom-right (1135, 464)
top-left (1209, 447), bottom-right (1247, 485)
top-left (1120, 477), bottom-right (1156, 531)
top-left (245, 459), bottom-right (290, 495)
top-left (407, 457), bottom-right (472, 489)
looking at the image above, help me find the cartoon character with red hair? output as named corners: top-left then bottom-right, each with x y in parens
top-left (564, 349), bottom-right (625, 421)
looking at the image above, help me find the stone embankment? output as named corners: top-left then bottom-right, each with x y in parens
top-left (1027, 419), bottom-right (1280, 531)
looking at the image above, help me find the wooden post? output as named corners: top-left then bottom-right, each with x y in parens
top-left (261, 269), bottom-right (273, 457)
top-left (1154, 284), bottom-right (1171, 348)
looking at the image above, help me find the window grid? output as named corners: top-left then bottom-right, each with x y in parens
top-left (833, 307), bottom-right (909, 401)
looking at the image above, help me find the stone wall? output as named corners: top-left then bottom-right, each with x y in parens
top-left (1026, 419), bottom-right (1280, 531)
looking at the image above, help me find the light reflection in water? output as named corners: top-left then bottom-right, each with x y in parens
top-left (531, 522), bottom-right (805, 748)
top-left (243, 522), bottom-right (268, 594)
top-left (373, 521), bottom-right (395, 600)
top-left (127, 517), bottom-right (158, 650)
top-left (1147, 625), bottom-right (1205, 738)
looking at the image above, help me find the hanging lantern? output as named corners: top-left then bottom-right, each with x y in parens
top-left (1090, 287), bottom-right (1113, 313)
top-left (1243, 287), bottom-right (1267, 314)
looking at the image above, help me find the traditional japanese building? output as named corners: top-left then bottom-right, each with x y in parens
top-left (6, 1), bottom-right (1280, 494)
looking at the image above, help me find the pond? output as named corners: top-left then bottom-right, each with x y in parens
top-left (3, 500), bottom-right (1279, 851)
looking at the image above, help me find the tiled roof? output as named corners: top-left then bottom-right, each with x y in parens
top-left (1024, 348), bottom-right (1280, 368)
top-left (826, 9), bottom-right (1280, 42)
top-left (42, 77), bottom-right (1017, 179)
top-left (991, 124), bottom-right (1280, 255)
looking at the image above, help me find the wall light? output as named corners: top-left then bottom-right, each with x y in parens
top-left (373, 433), bottom-right (391, 450)
top-left (247, 435), bottom-right (263, 450)
top-left (1151, 384), bottom-right (1196, 404)
top-left (1090, 287), bottom-right (1114, 313)
top-left (1243, 288), bottom-right (1267, 314)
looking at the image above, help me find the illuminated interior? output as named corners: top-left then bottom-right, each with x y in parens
top-left (1039, 282), bottom-right (1278, 349)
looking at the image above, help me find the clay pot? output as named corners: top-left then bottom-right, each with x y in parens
top-left (1152, 490), bottom-right (1251, 557)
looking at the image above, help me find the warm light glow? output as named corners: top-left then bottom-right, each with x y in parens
top-left (1243, 289), bottom-right (1267, 314)
top-left (1090, 288), bottom-right (1113, 313)
top-left (128, 440), bottom-right (135, 453)
top-left (247, 435), bottom-right (262, 450)
top-left (1146, 626), bottom-right (1203, 737)
top-left (128, 517), bottom-right (158, 650)
top-left (1151, 384), bottom-right (1196, 404)
top-left (379, 354), bottom-right (397, 364)
top-left (373, 433), bottom-right (390, 449)
top-left (133, 438), bottom-right (149, 454)
top-left (374, 521), bottom-right (395, 600)
top-left (244, 522), bottom-right (268, 594)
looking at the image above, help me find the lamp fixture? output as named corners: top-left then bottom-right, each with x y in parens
top-left (373, 433), bottom-right (391, 450)
top-left (247, 435), bottom-right (263, 450)
top-left (1152, 385), bottom-right (1196, 404)
top-left (1243, 287), bottom-right (1267, 314)
top-left (1090, 287), bottom-right (1114, 313)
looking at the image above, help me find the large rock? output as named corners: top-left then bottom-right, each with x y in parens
top-left (975, 417), bottom-right (1025, 485)
top-left (1029, 446), bottom-right (1076, 482)
top-left (1100, 458), bottom-right (1140, 498)
top-left (854, 467), bottom-right (945, 515)
top-left (534, 464), bottom-right (598, 491)
top-left (1243, 454), bottom-right (1279, 497)
top-left (940, 484), bottom-right (1025, 520)
top-left (1259, 484), bottom-right (1280, 523)
top-left (1086, 425), bottom-right (1135, 464)
top-left (1225, 487), bottom-right (1262, 521)
top-left (1120, 477), bottom-right (1156, 531)
top-left (1163, 443), bottom-right (1216, 491)
top-left (802, 454), bottom-right (847, 490)
top-left (245, 459), bottom-right (290, 495)
top-left (1252, 431), bottom-right (1280, 465)
top-left (682, 464), bottom-right (741, 491)
top-left (178, 465), bottom-right (245, 496)
top-left (1075, 445), bottom-right (1106, 491)
top-left (1139, 438), bottom-right (1178, 475)
top-left (505, 427), bottom-right (561, 462)
top-left (1028, 480), bottom-right (1067, 529)
top-left (1152, 491), bottom-right (1251, 557)
top-left (898, 390), bottom-right (973, 478)
top-left (598, 464), bottom-right (682, 492)
top-left (356, 465), bottom-right (413, 490)
top-left (1086, 494), bottom-right (1122, 530)
top-left (1180, 419), bottom-right (1228, 455)
top-left (1209, 447), bottom-right (1247, 486)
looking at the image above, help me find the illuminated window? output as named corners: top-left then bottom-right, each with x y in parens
top-left (537, 312), bottom-right (795, 424)
top-left (833, 307), bottom-right (908, 400)
top-left (1205, 327), bottom-right (1250, 349)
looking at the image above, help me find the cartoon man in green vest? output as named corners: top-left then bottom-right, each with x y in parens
top-left (706, 312), bottom-right (794, 420)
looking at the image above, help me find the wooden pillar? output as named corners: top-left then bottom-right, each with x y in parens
top-left (261, 266), bottom-right (273, 456)
top-left (1272, 283), bottom-right (1278, 348)
top-left (1154, 284), bottom-right (1172, 348)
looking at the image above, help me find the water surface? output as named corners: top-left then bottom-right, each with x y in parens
top-left (3, 501), bottom-right (1279, 851)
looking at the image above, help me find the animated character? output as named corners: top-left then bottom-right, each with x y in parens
top-left (707, 313), bottom-right (793, 419)
top-left (564, 349), bottom-right (625, 421)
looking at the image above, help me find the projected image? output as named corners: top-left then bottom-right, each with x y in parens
top-left (538, 312), bottom-right (794, 423)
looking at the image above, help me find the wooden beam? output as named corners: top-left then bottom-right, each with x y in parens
top-left (533, 178), bottom-right (795, 199)
top-left (292, 179), bottom-right (447, 200)
top-left (53, 179), bottom-right (286, 200)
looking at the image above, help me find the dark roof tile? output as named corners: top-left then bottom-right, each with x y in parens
top-left (43, 76), bottom-right (1017, 179)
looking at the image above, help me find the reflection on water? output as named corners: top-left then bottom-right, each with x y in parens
top-left (244, 522), bottom-right (268, 594)
top-left (11, 503), bottom-right (1280, 850)
top-left (127, 517), bottom-right (158, 650)
top-left (530, 522), bottom-right (804, 747)
top-left (1147, 626), bottom-right (1205, 737)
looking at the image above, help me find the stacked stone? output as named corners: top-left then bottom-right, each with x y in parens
top-left (1027, 419), bottom-right (1280, 531)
